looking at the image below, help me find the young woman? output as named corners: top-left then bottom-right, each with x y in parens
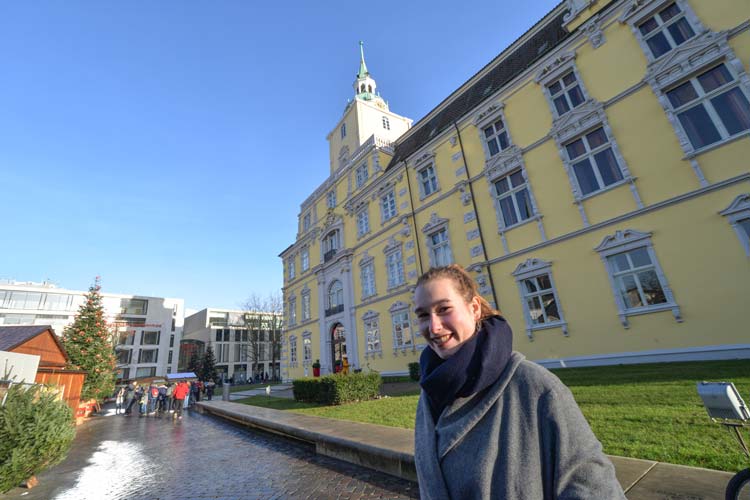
top-left (413, 265), bottom-right (625, 499)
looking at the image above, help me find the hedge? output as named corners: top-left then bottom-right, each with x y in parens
top-left (293, 372), bottom-right (381, 405)
top-left (408, 362), bottom-right (420, 381)
top-left (0, 383), bottom-right (75, 493)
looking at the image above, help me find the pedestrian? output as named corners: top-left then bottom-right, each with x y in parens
top-left (137, 384), bottom-right (147, 417)
top-left (166, 382), bottom-right (175, 412)
top-left (148, 384), bottom-right (159, 415)
top-left (157, 383), bottom-right (168, 415)
top-left (412, 264), bottom-right (625, 499)
top-left (114, 386), bottom-right (125, 415)
top-left (172, 380), bottom-right (189, 419)
top-left (206, 380), bottom-right (215, 401)
top-left (191, 381), bottom-right (200, 404)
top-left (124, 381), bottom-right (137, 416)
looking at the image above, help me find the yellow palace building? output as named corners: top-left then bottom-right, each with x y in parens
top-left (280, 0), bottom-right (750, 378)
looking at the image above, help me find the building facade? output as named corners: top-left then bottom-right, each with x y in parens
top-left (181, 308), bottom-right (282, 382)
top-left (281, 0), bottom-right (750, 379)
top-left (0, 280), bottom-right (184, 380)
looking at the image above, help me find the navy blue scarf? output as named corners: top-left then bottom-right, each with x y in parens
top-left (419, 315), bottom-right (513, 422)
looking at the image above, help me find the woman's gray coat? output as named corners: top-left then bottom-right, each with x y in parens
top-left (415, 352), bottom-right (626, 499)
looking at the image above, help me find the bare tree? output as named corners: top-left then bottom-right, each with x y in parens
top-left (266, 291), bottom-right (284, 381)
top-left (240, 294), bottom-right (265, 381)
top-left (239, 291), bottom-right (284, 382)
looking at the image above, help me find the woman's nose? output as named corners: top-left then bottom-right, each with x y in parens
top-left (429, 314), bottom-right (442, 335)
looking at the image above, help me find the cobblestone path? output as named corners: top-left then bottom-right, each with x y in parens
top-left (3, 408), bottom-right (419, 500)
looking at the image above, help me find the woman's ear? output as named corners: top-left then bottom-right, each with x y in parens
top-left (471, 295), bottom-right (482, 322)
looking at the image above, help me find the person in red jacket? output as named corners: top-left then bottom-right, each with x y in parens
top-left (172, 381), bottom-right (190, 419)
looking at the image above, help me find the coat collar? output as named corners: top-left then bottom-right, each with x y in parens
top-left (436, 351), bottom-right (525, 459)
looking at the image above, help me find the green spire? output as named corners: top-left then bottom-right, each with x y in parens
top-left (357, 40), bottom-right (369, 79)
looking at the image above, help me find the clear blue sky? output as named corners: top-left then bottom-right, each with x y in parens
top-left (2, 0), bottom-right (560, 311)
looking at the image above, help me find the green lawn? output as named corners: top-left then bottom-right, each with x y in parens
top-left (238, 359), bottom-right (750, 472)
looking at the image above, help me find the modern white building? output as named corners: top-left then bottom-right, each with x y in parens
top-left (0, 280), bottom-right (184, 380)
top-left (182, 308), bottom-right (282, 382)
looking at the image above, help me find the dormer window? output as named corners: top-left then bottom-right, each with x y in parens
top-left (637, 3), bottom-right (695, 60)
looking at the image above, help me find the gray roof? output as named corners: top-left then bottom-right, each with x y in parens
top-left (0, 325), bottom-right (55, 352)
top-left (386, 8), bottom-right (571, 169)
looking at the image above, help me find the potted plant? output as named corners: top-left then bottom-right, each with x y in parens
top-left (312, 359), bottom-right (321, 377)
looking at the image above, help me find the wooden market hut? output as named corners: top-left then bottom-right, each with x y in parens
top-left (0, 325), bottom-right (86, 411)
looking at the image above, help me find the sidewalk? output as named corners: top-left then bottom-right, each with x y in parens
top-left (196, 400), bottom-right (735, 500)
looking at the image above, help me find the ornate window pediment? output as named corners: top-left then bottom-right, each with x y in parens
top-left (595, 229), bottom-right (652, 254)
top-left (485, 144), bottom-right (524, 181)
top-left (474, 102), bottom-right (505, 127)
top-left (421, 213), bottom-right (449, 234)
top-left (720, 194), bottom-right (750, 257)
top-left (550, 99), bottom-right (605, 143)
top-left (535, 52), bottom-right (577, 85)
top-left (388, 300), bottom-right (409, 313)
top-left (512, 258), bottom-right (553, 278)
top-left (383, 236), bottom-right (401, 254)
top-left (563, 0), bottom-right (598, 29)
top-left (362, 310), bottom-right (379, 321)
top-left (410, 150), bottom-right (435, 170)
top-left (645, 31), bottom-right (731, 90)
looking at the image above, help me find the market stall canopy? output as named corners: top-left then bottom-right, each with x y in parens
top-left (167, 372), bottom-right (198, 381)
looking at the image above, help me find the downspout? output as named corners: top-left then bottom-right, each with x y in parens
top-left (403, 160), bottom-right (425, 276)
top-left (453, 121), bottom-right (500, 308)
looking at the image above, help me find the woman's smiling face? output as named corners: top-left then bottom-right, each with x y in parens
top-left (414, 277), bottom-right (481, 359)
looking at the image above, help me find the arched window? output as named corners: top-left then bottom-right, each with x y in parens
top-left (367, 85), bottom-right (372, 93)
top-left (360, 84), bottom-right (366, 93)
top-left (328, 280), bottom-right (343, 309)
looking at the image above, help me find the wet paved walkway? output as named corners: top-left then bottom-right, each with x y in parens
top-left (2, 408), bottom-right (419, 500)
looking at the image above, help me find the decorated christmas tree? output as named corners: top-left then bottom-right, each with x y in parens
top-left (201, 343), bottom-right (218, 382)
top-left (61, 277), bottom-right (117, 403)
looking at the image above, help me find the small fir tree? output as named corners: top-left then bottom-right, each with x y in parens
top-left (201, 343), bottom-right (218, 382)
top-left (61, 277), bottom-right (117, 403)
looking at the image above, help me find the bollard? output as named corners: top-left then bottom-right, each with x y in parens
top-left (222, 383), bottom-right (230, 401)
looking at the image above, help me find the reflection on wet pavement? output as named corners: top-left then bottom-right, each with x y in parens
top-left (4, 408), bottom-right (418, 500)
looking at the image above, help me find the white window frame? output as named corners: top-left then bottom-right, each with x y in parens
top-left (301, 289), bottom-right (311, 321)
top-left (384, 245), bottom-right (405, 289)
top-left (289, 335), bottom-right (297, 366)
top-left (720, 193), bottom-right (750, 257)
top-left (622, 0), bottom-right (750, 159)
top-left (562, 125), bottom-right (628, 199)
top-left (288, 297), bottom-right (296, 327)
top-left (421, 213), bottom-right (453, 268)
top-left (303, 212), bottom-right (311, 232)
top-left (620, 0), bottom-right (706, 63)
top-left (382, 116), bottom-right (390, 130)
top-left (491, 168), bottom-right (537, 231)
top-left (327, 190), bottom-right (337, 209)
top-left (595, 229), bottom-right (682, 328)
top-left (322, 230), bottom-right (340, 262)
top-left (356, 207), bottom-right (370, 238)
top-left (389, 301), bottom-right (414, 353)
top-left (359, 256), bottom-right (377, 299)
top-left (327, 280), bottom-right (344, 310)
top-left (302, 333), bottom-right (312, 365)
top-left (475, 103), bottom-right (514, 162)
top-left (662, 63), bottom-right (750, 154)
top-left (535, 53), bottom-right (591, 120)
top-left (288, 258), bottom-right (296, 281)
top-left (356, 162), bottom-right (369, 188)
top-left (380, 190), bottom-right (397, 223)
top-left (362, 310), bottom-right (382, 357)
top-left (417, 163), bottom-right (439, 199)
top-left (512, 258), bottom-right (568, 340)
top-left (301, 246), bottom-right (310, 272)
